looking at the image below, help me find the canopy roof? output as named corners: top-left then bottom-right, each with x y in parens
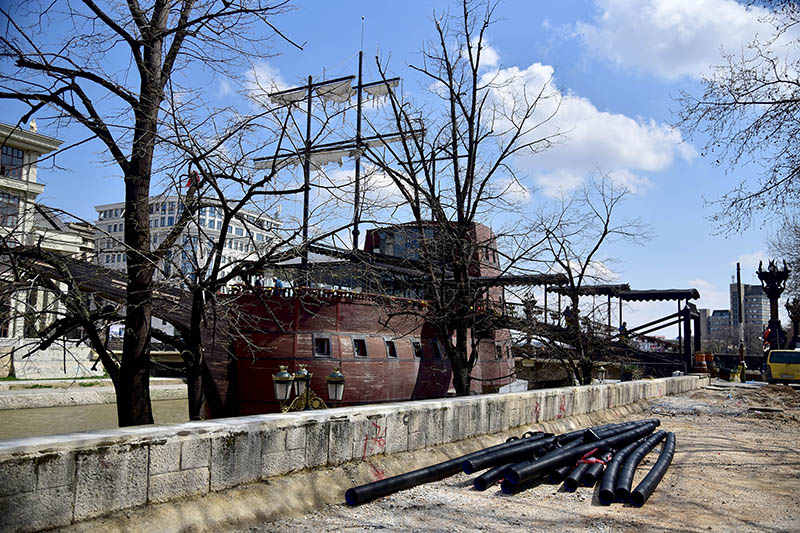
top-left (618, 289), bottom-right (700, 302)
top-left (546, 284), bottom-right (630, 297)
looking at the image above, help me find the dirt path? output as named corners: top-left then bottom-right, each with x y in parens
top-left (253, 383), bottom-right (800, 533)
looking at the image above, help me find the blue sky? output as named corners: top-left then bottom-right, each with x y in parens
top-left (6, 0), bottom-right (790, 333)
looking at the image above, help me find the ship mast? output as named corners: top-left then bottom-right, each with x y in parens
top-left (253, 58), bottom-right (418, 270)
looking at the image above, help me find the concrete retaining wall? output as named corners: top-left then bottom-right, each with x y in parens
top-left (0, 376), bottom-right (706, 532)
top-left (0, 341), bottom-right (103, 380)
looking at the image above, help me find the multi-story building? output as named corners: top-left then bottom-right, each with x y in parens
top-left (1, 121), bottom-right (100, 378)
top-left (730, 283), bottom-right (770, 329)
top-left (94, 196), bottom-right (279, 282)
top-left (709, 309), bottom-right (732, 336)
top-left (94, 197), bottom-right (280, 336)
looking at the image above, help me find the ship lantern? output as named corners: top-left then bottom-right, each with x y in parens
top-left (272, 365), bottom-right (294, 402)
top-left (293, 364), bottom-right (311, 397)
top-left (326, 367), bottom-right (346, 402)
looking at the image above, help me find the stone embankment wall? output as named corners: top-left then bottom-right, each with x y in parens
top-left (0, 376), bottom-right (706, 532)
top-left (0, 342), bottom-right (103, 379)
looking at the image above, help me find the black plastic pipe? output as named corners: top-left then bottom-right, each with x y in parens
top-left (581, 451), bottom-right (613, 487)
top-left (504, 421), bottom-right (652, 489)
top-left (615, 430), bottom-right (667, 500)
top-left (504, 422), bottom-right (658, 487)
top-left (474, 462), bottom-right (514, 491)
top-left (462, 434), bottom-right (555, 474)
top-left (563, 463), bottom-right (589, 491)
top-left (549, 465), bottom-right (573, 484)
top-left (345, 430), bottom-right (547, 505)
top-left (464, 421), bottom-right (649, 476)
top-left (631, 432), bottom-right (676, 507)
top-left (598, 436), bottom-right (648, 505)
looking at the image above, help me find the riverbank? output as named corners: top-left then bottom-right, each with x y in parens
top-left (0, 378), bottom-right (186, 410)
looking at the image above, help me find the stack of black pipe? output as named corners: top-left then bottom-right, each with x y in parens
top-left (344, 419), bottom-right (675, 508)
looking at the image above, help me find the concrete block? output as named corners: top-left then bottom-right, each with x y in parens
top-left (327, 418), bottom-right (354, 465)
top-left (0, 458), bottom-right (35, 497)
top-left (525, 391), bottom-right (545, 425)
top-left (352, 414), bottom-right (388, 459)
top-left (383, 411), bottom-right (408, 455)
top-left (606, 384), bottom-right (619, 409)
top-left (35, 452), bottom-right (75, 490)
top-left (0, 486), bottom-right (74, 533)
top-left (74, 444), bottom-right (148, 521)
top-left (488, 398), bottom-right (505, 433)
top-left (557, 389), bottom-right (574, 419)
top-left (210, 431), bottom-right (262, 492)
top-left (263, 448), bottom-right (304, 477)
top-left (424, 407), bottom-right (446, 447)
top-left (540, 391), bottom-right (559, 421)
top-left (148, 467), bottom-right (209, 504)
top-left (181, 437), bottom-right (211, 470)
top-left (149, 440), bottom-right (181, 475)
top-left (286, 425), bottom-right (306, 452)
top-left (504, 396), bottom-right (525, 430)
top-left (588, 385), bottom-right (609, 414)
top-left (572, 387), bottom-right (590, 415)
top-left (459, 400), bottom-right (485, 438)
top-left (442, 402), bottom-right (467, 443)
top-left (304, 421), bottom-right (329, 468)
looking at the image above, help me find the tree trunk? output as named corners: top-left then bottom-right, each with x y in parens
top-left (185, 290), bottom-right (207, 420)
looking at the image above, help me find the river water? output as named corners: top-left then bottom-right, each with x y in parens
top-left (0, 400), bottom-right (189, 441)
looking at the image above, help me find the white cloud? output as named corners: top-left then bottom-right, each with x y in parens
top-left (245, 61), bottom-right (288, 104)
top-left (461, 37), bottom-right (500, 72)
top-left (496, 177), bottom-right (531, 204)
top-left (480, 62), bottom-right (694, 196)
top-left (688, 277), bottom-right (730, 311)
top-left (576, 0), bottom-right (784, 80)
top-left (731, 250), bottom-right (765, 272)
top-left (218, 78), bottom-right (233, 97)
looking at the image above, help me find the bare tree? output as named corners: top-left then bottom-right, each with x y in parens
top-left (531, 177), bottom-right (650, 385)
top-left (770, 217), bottom-right (800, 299)
top-left (677, 1), bottom-right (800, 231)
top-left (0, 0), bottom-right (297, 425)
top-left (359, 0), bottom-right (562, 395)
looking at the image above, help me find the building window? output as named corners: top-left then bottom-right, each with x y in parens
top-left (0, 192), bottom-right (20, 227)
top-left (0, 291), bottom-right (11, 337)
top-left (313, 334), bottom-right (331, 357)
top-left (412, 340), bottom-right (423, 359)
top-left (385, 339), bottom-right (398, 358)
top-left (1, 145), bottom-right (23, 179)
top-left (353, 337), bottom-right (368, 358)
top-left (235, 227), bottom-right (243, 236)
top-left (167, 216), bottom-right (174, 226)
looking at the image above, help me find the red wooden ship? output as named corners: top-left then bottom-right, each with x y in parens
top-left (230, 222), bottom-right (516, 414)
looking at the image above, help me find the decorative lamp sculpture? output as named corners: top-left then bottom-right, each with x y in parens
top-left (272, 366), bottom-right (294, 402)
top-left (757, 260), bottom-right (791, 351)
top-left (293, 364), bottom-right (310, 397)
top-left (327, 367), bottom-right (346, 404)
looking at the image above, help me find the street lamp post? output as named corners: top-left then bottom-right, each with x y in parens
top-left (272, 364), bottom-right (345, 412)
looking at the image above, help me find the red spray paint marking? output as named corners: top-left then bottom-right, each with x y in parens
top-left (532, 401), bottom-right (541, 422)
top-left (368, 462), bottom-right (386, 480)
top-left (361, 421), bottom-right (387, 459)
top-left (558, 395), bottom-right (567, 419)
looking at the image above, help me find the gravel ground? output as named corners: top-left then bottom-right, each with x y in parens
top-left (250, 382), bottom-right (800, 533)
